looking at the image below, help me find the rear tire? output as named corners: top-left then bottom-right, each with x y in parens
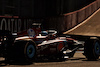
top-left (13, 41), bottom-right (36, 63)
top-left (24, 42), bottom-right (36, 62)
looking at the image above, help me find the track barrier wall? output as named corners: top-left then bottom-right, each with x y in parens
top-left (45, 0), bottom-right (100, 33)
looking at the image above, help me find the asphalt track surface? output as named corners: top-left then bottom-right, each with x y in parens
top-left (0, 52), bottom-right (100, 67)
top-left (63, 8), bottom-right (100, 37)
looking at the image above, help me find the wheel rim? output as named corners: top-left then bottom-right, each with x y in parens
top-left (94, 41), bottom-right (100, 55)
top-left (26, 44), bottom-right (35, 59)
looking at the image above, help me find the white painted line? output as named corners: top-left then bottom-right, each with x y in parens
top-left (63, 8), bottom-right (100, 34)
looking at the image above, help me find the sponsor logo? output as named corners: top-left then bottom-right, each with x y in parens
top-left (0, 18), bottom-right (33, 33)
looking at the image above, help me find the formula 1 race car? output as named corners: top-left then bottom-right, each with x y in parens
top-left (12, 29), bottom-right (84, 62)
top-left (0, 23), bottom-right (84, 63)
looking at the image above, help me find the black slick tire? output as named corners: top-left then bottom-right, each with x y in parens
top-left (13, 41), bottom-right (36, 63)
top-left (84, 39), bottom-right (100, 60)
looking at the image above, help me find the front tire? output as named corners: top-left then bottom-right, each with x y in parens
top-left (84, 39), bottom-right (100, 60)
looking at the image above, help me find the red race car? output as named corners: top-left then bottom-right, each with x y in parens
top-left (0, 23), bottom-right (84, 62)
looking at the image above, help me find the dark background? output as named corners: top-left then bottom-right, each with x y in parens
top-left (0, 0), bottom-right (96, 18)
